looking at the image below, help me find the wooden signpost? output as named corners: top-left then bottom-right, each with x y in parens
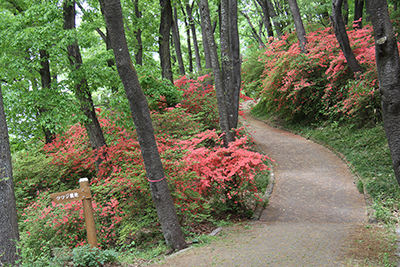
top-left (50, 178), bottom-right (98, 248)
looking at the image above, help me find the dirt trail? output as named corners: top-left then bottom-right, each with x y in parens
top-left (149, 113), bottom-right (367, 266)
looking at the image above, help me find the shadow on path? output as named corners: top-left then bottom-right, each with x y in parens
top-left (150, 113), bottom-right (367, 267)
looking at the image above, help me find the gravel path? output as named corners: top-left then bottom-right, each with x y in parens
top-left (149, 111), bottom-right (367, 267)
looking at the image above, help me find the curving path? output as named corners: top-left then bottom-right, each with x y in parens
top-left (150, 112), bottom-right (366, 266)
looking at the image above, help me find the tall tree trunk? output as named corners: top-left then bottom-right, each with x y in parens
top-left (368, 0), bottom-right (400, 187)
top-left (267, 0), bottom-right (283, 37)
top-left (99, 0), bottom-right (188, 250)
top-left (331, 0), bottom-right (363, 75)
top-left (220, 0), bottom-right (235, 132)
top-left (229, 0), bottom-right (241, 129)
top-left (39, 49), bottom-right (55, 144)
top-left (134, 0), bottom-right (143, 66)
top-left (255, 0), bottom-right (274, 37)
top-left (199, 0), bottom-right (234, 145)
top-left (343, 0), bottom-right (349, 25)
top-left (187, 3), bottom-right (202, 72)
top-left (288, 0), bottom-right (307, 53)
top-left (172, 5), bottom-right (185, 75)
top-left (0, 84), bottom-right (19, 265)
top-left (241, 10), bottom-right (265, 47)
top-left (353, 0), bottom-right (364, 29)
top-left (181, 7), bottom-right (193, 72)
top-left (159, 0), bottom-right (174, 83)
top-left (199, 3), bottom-right (212, 69)
top-left (63, 0), bottom-right (107, 168)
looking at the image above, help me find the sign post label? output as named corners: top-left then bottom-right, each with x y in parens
top-left (50, 187), bottom-right (91, 204)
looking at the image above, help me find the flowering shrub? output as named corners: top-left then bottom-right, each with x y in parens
top-left (19, 192), bottom-right (124, 261)
top-left (243, 25), bottom-right (381, 123)
top-left (174, 74), bottom-right (220, 130)
top-left (17, 80), bottom-right (270, 258)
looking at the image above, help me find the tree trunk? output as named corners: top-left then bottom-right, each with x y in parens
top-left (99, 0), bottom-right (188, 250)
top-left (368, 0), bottom-right (400, 187)
top-left (134, 0), bottom-right (143, 66)
top-left (241, 11), bottom-right (265, 47)
top-left (343, 0), bottom-right (349, 25)
top-left (331, 0), bottom-right (363, 75)
top-left (181, 6), bottom-right (193, 73)
top-left (187, 3), bottom-right (202, 72)
top-left (229, 0), bottom-right (241, 129)
top-left (39, 49), bottom-right (55, 144)
top-left (199, 3), bottom-right (212, 69)
top-left (267, 0), bottom-right (283, 37)
top-left (199, 0), bottom-right (234, 145)
top-left (288, 0), bottom-right (307, 53)
top-left (354, 0), bottom-right (364, 29)
top-left (63, 0), bottom-right (107, 168)
top-left (255, 0), bottom-right (274, 37)
top-left (172, 5), bottom-right (185, 75)
top-left (0, 84), bottom-right (19, 265)
top-left (220, 0), bottom-right (235, 132)
top-left (159, 0), bottom-right (173, 83)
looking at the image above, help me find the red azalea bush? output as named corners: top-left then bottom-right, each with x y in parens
top-left (243, 25), bottom-right (381, 124)
top-left (174, 74), bottom-right (220, 130)
top-left (17, 79), bottom-right (270, 258)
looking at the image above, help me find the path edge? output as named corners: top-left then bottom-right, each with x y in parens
top-left (247, 112), bottom-right (377, 224)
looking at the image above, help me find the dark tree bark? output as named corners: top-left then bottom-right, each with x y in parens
top-left (172, 5), bottom-right (185, 75)
top-left (255, 0), bottom-right (274, 37)
top-left (199, 3), bottom-right (212, 69)
top-left (241, 10), bottom-right (266, 47)
top-left (181, 7), bottom-right (193, 72)
top-left (331, 0), bottom-right (363, 75)
top-left (187, 3), bottom-right (202, 72)
top-left (199, 0), bottom-right (234, 145)
top-left (39, 49), bottom-right (55, 144)
top-left (267, 0), bottom-right (283, 37)
top-left (220, 0), bottom-right (235, 133)
top-left (343, 0), bottom-right (349, 25)
top-left (288, 0), bottom-right (307, 53)
top-left (159, 0), bottom-right (174, 83)
top-left (368, 0), bottom-right (400, 187)
top-left (63, 0), bottom-right (107, 168)
top-left (134, 0), bottom-right (143, 66)
top-left (229, 0), bottom-right (241, 129)
top-left (0, 84), bottom-right (19, 266)
top-left (99, 0), bottom-right (187, 250)
top-left (354, 0), bottom-right (364, 29)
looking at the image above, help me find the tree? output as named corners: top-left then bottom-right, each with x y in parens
top-left (288, 0), bottom-right (307, 53)
top-left (0, 84), bottom-right (19, 265)
top-left (63, 0), bottom-right (108, 168)
top-left (229, 0), bottom-right (242, 130)
top-left (368, 0), bottom-right (400, 187)
top-left (38, 49), bottom-right (55, 144)
top-left (255, 0), bottom-right (274, 37)
top-left (186, 2), bottom-right (202, 72)
top-left (241, 10), bottom-right (266, 47)
top-left (199, 0), bottom-right (235, 145)
top-left (133, 0), bottom-right (143, 66)
top-left (99, 0), bottom-right (188, 250)
top-left (159, 0), bottom-right (174, 83)
top-left (354, 0), bottom-right (364, 29)
top-left (331, 0), bottom-right (363, 76)
top-left (172, 4), bottom-right (185, 75)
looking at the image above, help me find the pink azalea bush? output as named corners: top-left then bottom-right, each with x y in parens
top-left (17, 76), bottom-right (270, 259)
